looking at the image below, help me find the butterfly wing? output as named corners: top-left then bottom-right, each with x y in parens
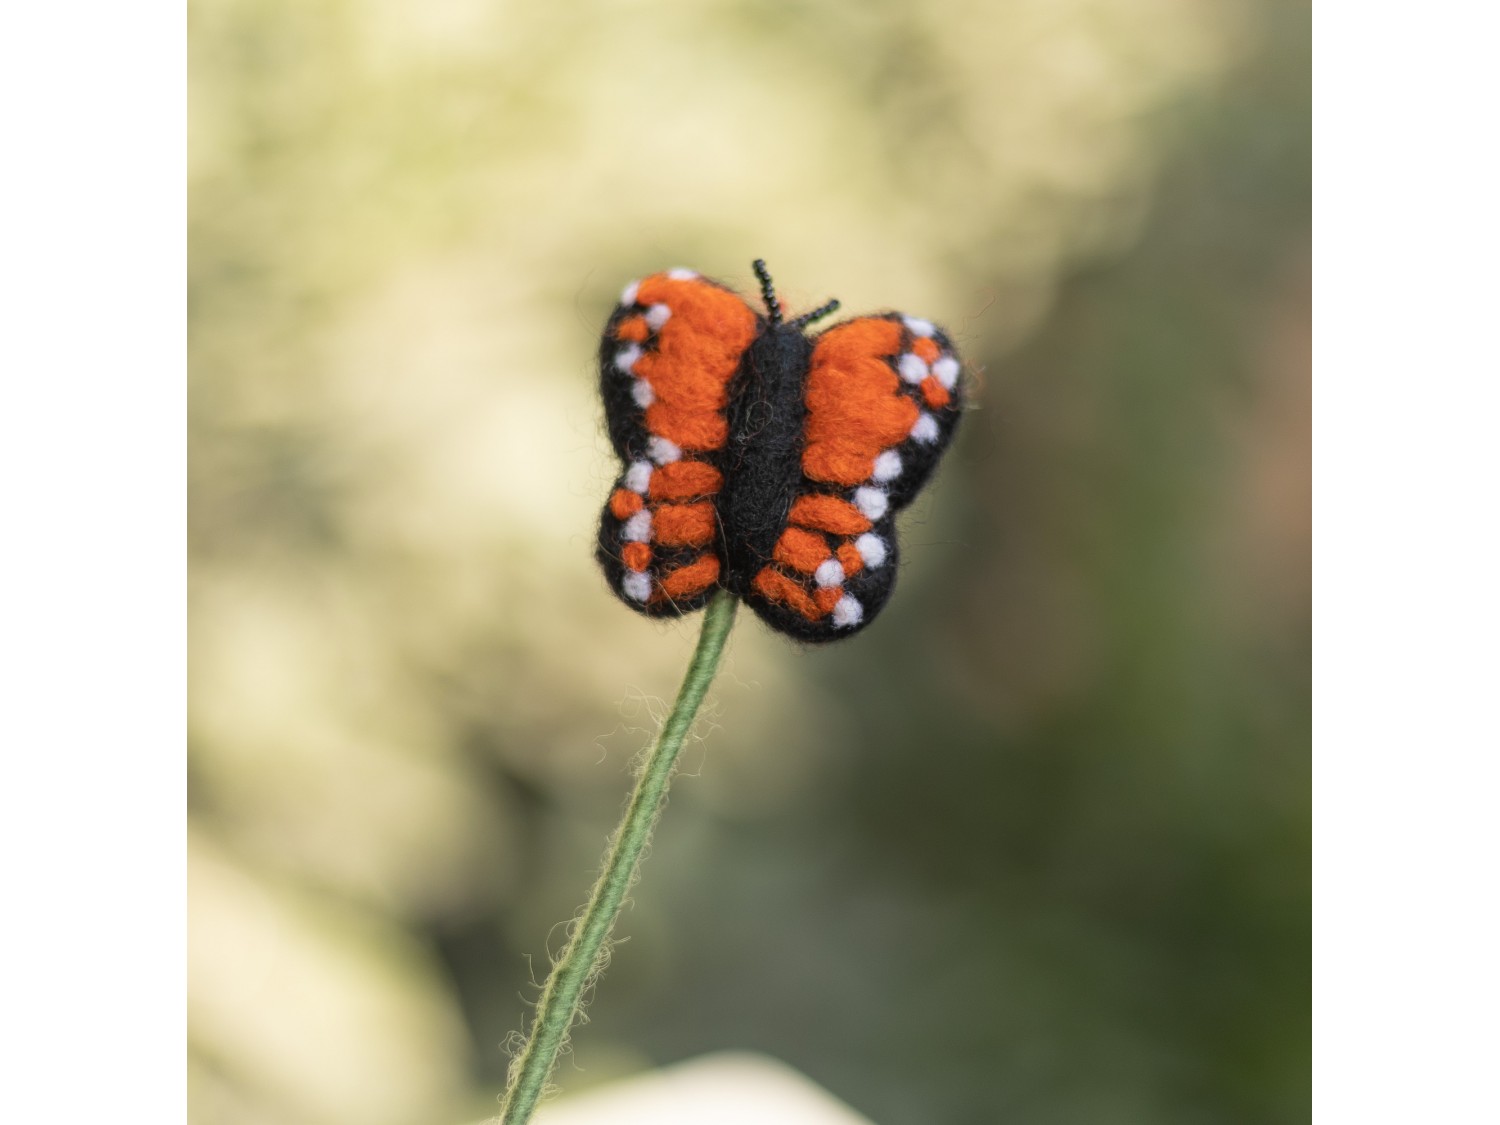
top-left (740, 313), bottom-right (964, 641)
top-left (596, 269), bottom-right (760, 616)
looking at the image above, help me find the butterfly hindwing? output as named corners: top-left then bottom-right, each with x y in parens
top-left (596, 269), bottom-right (759, 616)
top-left (739, 313), bottom-right (963, 642)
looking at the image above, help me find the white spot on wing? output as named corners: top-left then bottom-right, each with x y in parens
top-left (647, 436), bottom-right (681, 464)
top-left (631, 379), bottom-right (655, 408)
top-left (932, 355), bottom-right (960, 389)
top-left (832, 595), bottom-right (863, 629)
top-left (667, 268), bottom-right (698, 281)
top-left (903, 316), bottom-right (935, 337)
top-left (897, 353), bottom-right (928, 384)
top-left (645, 304), bottom-right (672, 331)
top-left (621, 510), bottom-right (652, 543)
top-left (910, 413), bottom-right (940, 444)
top-left (853, 487), bottom-right (888, 520)
top-left (814, 559), bottom-right (845, 588)
top-left (856, 533), bottom-right (887, 569)
top-left (624, 460), bottom-right (653, 494)
top-left (615, 344), bottom-right (643, 374)
top-left (622, 571), bottom-right (652, 602)
top-left (620, 280), bottom-right (640, 307)
top-left (872, 450), bottom-right (903, 483)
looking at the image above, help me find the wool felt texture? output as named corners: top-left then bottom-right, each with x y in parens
top-left (596, 261), bottom-right (964, 642)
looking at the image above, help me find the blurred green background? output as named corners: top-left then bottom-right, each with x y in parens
top-left (188, 0), bottom-right (1308, 1122)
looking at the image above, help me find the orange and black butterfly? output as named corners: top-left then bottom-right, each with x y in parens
top-left (596, 261), bottom-right (963, 642)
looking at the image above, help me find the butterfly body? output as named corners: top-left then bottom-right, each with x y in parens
top-left (596, 263), bottom-right (963, 642)
top-left (718, 322), bottom-right (815, 592)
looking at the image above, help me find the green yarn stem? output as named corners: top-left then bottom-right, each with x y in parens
top-left (498, 589), bottom-right (739, 1125)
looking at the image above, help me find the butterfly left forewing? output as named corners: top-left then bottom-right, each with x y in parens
top-left (596, 269), bottom-right (759, 616)
top-left (739, 313), bottom-right (963, 641)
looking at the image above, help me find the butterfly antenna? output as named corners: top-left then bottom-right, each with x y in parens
top-left (752, 259), bottom-right (782, 326)
top-left (789, 298), bottom-right (841, 330)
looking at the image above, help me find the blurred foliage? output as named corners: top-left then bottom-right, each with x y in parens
top-left (189, 0), bottom-right (1308, 1122)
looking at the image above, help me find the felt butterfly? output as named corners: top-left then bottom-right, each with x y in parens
top-left (596, 261), bottom-right (963, 642)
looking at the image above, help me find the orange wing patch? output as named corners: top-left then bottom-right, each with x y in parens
top-left (615, 316), bottom-right (650, 343)
top-left (802, 318), bottom-right (920, 486)
top-left (609, 488), bottom-right (644, 520)
top-left (813, 586), bottom-right (843, 615)
top-left (752, 567), bottom-right (822, 620)
top-left (789, 494), bottom-right (872, 536)
top-left (658, 554), bottom-right (721, 600)
top-left (652, 502), bottom-right (717, 548)
top-left (649, 460), bottom-right (723, 501)
top-left (632, 274), bottom-right (758, 454)
top-left (621, 542), bottom-right (652, 572)
top-left (921, 376), bottom-right (951, 409)
top-left (773, 527), bottom-right (832, 574)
